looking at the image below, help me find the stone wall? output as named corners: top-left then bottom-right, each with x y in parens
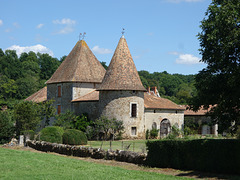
top-left (99, 91), bottom-right (145, 139)
top-left (144, 109), bottom-right (184, 133)
top-left (72, 82), bottom-right (100, 100)
top-left (72, 101), bottom-right (99, 120)
top-left (26, 140), bottom-right (146, 165)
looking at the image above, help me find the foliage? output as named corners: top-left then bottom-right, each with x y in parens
top-left (0, 50), bottom-right (62, 102)
top-left (184, 117), bottom-right (200, 135)
top-left (149, 128), bottom-right (159, 139)
top-left (13, 101), bottom-right (41, 136)
top-left (191, 0), bottom-right (240, 133)
top-left (40, 126), bottom-right (64, 143)
top-left (62, 129), bottom-right (87, 145)
top-left (53, 110), bottom-right (77, 129)
top-left (54, 111), bottom-right (91, 132)
top-left (146, 139), bottom-right (240, 174)
top-left (93, 116), bottom-right (124, 140)
top-left (39, 100), bottom-right (56, 127)
top-left (145, 129), bottom-right (150, 140)
top-left (72, 113), bottom-right (92, 132)
top-left (237, 126), bottom-right (240, 139)
top-left (0, 110), bottom-right (15, 144)
top-left (100, 61), bottom-right (108, 70)
top-left (138, 70), bottom-right (196, 104)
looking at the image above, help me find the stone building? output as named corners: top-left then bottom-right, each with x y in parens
top-left (26, 35), bottom-right (185, 139)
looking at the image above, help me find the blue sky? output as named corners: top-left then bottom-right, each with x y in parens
top-left (0, 0), bottom-right (211, 75)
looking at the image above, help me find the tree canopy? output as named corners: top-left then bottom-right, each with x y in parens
top-left (191, 0), bottom-right (240, 133)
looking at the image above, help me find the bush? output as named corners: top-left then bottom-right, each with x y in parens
top-left (62, 129), bottom-right (87, 145)
top-left (40, 126), bottom-right (64, 143)
top-left (146, 139), bottom-right (240, 174)
top-left (145, 129), bottom-right (150, 140)
top-left (150, 128), bottom-right (159, 139)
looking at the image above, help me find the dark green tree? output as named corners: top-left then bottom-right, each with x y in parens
top-left (191, 0), bottom-right (240, 133)
top-left (0, 110), bottom-right (15, 144)
top-left (14, 101), bottom-right (41, 136)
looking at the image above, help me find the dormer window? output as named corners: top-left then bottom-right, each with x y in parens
top-left (57, 85), bottom-right (62, 97)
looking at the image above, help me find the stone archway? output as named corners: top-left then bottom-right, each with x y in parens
top-left (160, 119), bottom-right (171, 138)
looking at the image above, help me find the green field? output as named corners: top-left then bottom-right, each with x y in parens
top-left (88, 140), bottom-right (149, 153)
top-left (0, 147), bottom-right (191, 180)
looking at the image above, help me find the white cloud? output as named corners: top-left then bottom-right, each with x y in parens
top-left (0, 19), bottom-right (3, 26)
top-left (5, 28), bottom-right (11, 33)
top-left (165, 0), bottom-right (203, 3)
top-left (168, 51), bottom-right (179, 55)
top-left (6, 44), bottom-right (54, 57)
top-left (176, 54), bottom-right (201, 65)
top-left (53, 18), bottom-right (76, 34)
top-left (92, 46), bottom-right (112, 54)
top-left (36, 24), bottom-right (44, 29)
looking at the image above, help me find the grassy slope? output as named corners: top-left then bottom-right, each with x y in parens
top-left (0, 148), bottom-right (190, 180)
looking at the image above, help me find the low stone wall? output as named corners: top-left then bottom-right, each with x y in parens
top-left (26, 140), bottom-right (146, 165)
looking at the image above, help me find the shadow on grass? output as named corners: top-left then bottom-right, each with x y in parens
top-left (176, 170), bottom-right (240, 180)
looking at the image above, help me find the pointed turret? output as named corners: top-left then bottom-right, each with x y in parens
top-left (46, 40), bottom-right (106, 84)
top-left (97, 36), bottom-right (146, 91)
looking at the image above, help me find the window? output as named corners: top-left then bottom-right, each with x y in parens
top-left (131, 103), bottom-right (137, 117)
top-left (131, 127), bottom-right (137, 136)
top-left (57, 85), bottom-right (62, 97)
top-left (152, 122), bottom-right (157, 129)
top-left (57, 105), bottom-right (61, 114)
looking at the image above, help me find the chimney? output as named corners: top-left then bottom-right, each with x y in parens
top-left (154, 86), bottom-right (157, 95)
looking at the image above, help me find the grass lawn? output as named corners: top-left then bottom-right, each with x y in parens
top-left (0, 147), bottom-right (190, 180)
top-left (88, 140), bottom-right (151, 153)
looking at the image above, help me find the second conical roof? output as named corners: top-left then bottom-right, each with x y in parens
top-left (98, 37), bottom-right (146, 91)
top-left (46, 40), bottom-right (106, 84)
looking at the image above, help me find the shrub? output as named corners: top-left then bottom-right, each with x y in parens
top-left (150, 128), bottom-right (159, 139)
top-left (145, 129), bottom-right (150, 140)
top-left (40, 126), bottom-right (64, 143)
top-left (146, 139), bottom-right (240, 174)
top-left (62, 129), bottom-right (87, 145)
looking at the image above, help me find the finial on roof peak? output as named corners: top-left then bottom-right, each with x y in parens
top-left (79, 32), bottom-right (86, 40)
top-left (121, 28), bottom-right (125, 38)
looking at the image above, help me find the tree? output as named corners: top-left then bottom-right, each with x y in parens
top-left (14, 101), bottom-right (41, 136)
top-left (39, 100), bottom-right (56, 128)
top-left (191, 0), bottom-right (240, 133)
top-left (0, 110), bottom-right (15, 144)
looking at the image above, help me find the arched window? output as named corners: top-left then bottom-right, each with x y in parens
top-left (160, 119), bottom-right (171, 138)
top-left (152, 122), bottom-right (157, 129)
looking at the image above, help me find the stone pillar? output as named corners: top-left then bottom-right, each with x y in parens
top-left (212, 124), bottom-right (218, 136)
top-left (19, 135), bottom-right (24, 146)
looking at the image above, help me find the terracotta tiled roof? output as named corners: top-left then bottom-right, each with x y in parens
top-left (46, 40), bottom-right (106, 84)
top-left (97, 37), bottom-right (146, 91)
top-left (144, 92), bottom-right (185, 110)
top-left (184, 105), bottom-right (213, 116)
top-left (25, 86), bottom-right (47, 103)
top-left (72, 90), bottom-right (99, 102)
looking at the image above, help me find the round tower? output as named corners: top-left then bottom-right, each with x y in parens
top-left (97, 36), bottom-right (146, 138)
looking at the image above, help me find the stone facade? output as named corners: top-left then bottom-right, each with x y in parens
top-left (47, 82), bottom-right (99, 114)
top-left (99, 90), bottom-right (145, 138)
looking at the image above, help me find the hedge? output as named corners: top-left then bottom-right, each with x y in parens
top-left (146, 139), bottom-right (240, 174)
top-left (40, 126), bottom-right (64, 143)
top-left (62, 129), bottom-right (87, 145)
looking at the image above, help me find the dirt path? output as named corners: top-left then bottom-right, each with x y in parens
top-left (2, 146), bottom-right (238, 180)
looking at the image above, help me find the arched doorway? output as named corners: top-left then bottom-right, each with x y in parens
top-left (160, 119), bottom-right (171, 138)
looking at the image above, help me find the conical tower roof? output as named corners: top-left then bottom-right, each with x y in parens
top-left (97, 36), bottom-right (146, 91)
top-left (46, 40), bottom-right (106, 84)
